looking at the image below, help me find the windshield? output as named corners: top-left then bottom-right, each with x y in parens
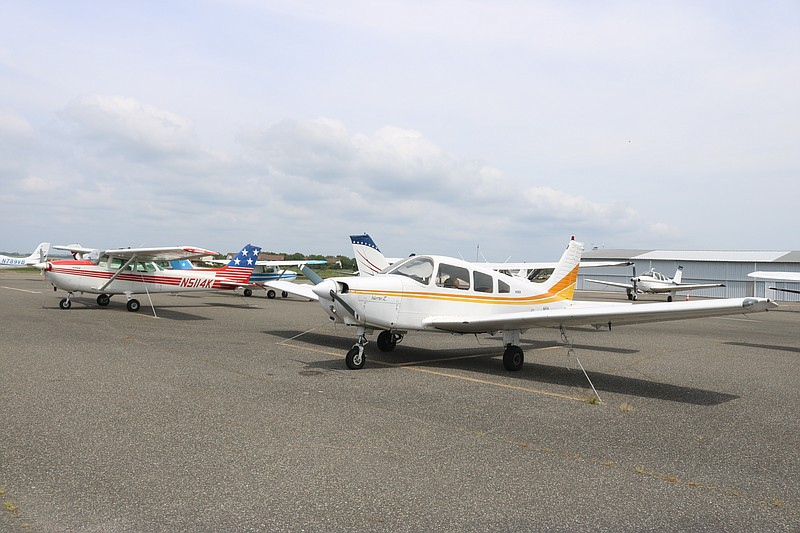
top-left (385, 256), bottom-right (434, 285)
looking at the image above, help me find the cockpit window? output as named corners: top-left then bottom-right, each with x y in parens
top-left (386, 256), bottom-right (434, 284)
top-left (436, 263), bottom-right (471, 290)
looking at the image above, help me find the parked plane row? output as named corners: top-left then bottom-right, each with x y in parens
top-left (6, 237), bottom-right (779, 374)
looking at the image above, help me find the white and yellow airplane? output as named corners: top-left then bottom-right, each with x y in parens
top-left (586, 266), bottom-right (725, 302)
top-left (310, 238), bottom-right (775, 370)
top-left (748, 271), bottom-right (800, 295)
top-left (44, 244), bottom-right (261, 311)
top-left (0, 242), bottom-right (50, 269)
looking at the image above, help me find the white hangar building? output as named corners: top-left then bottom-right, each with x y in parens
top-left (578, 248), bottom-right (800, 302)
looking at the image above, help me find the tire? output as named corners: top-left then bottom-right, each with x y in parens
top-left (267, 290), bottom-right (276, 299)
top-left (345, 346), bottom-right (366, 370)
top-left (59, 298), bottom-right (71, 310)
top-left (376, 330), bottom-right (397, 352)
top-left (97, 294), bottom-right (110, 306)
top-left (502, 346), bottom-right (524, 371)
top-left (126, 299), bottom-right (141, 312)
top-left (243, 288), bottom-right (253, 297)
top-left (281, 291), bottom-right (288, 298)
top-left (667, 295), bottom-right (673, 302)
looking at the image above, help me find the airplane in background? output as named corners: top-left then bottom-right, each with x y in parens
top-left (44, 244), bottom-right (261, 312)
top-left (586, 266), bottom-right (725, 302)
top-left (350, 233), bottom-right (629, 279)
top-left (309, 237), bottom-right (774, 370)
top-left (170, 257), bottom-right (327, 298)
top-left (0, 242), bottom-right (50, 269)
top-left (748, 271), bottom-right (800, 295)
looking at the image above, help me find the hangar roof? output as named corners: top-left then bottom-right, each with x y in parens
top-left (583, 249), bottom-right (798, 263)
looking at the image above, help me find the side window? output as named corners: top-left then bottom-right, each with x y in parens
top-left (109, 258), bottom-right (124, 270)
top-left (498, 279), bottom-right (510, 294)
top-left (474, 271), bottom-right (493, 293)
top-left (436, 264), bottom-right (471, 290)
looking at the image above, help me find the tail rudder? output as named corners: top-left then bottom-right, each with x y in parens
top-left (541, 237), bottom-right (584, 300)
top-left (350, 233), bottom-right (389, 276)
top-left (219, 244), bottom-right (262, 283)
top-left (26, 242), bottom-right (50, 264)
top-left (673, 266), bottom-right (684, 284)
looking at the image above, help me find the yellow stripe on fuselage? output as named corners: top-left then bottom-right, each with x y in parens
top-left (351, 280), bottom-right (577, 307)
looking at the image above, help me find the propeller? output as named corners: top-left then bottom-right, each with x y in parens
top-left (631, 264), bottom-right (639, 298)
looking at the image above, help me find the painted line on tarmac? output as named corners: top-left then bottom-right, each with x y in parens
top-left (1, 286), bottom-right (42, 294)
top-left (280, 340), bottom-right (589, 403)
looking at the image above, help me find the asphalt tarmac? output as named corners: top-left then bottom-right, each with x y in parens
top-left (1, 272), bottom-right (799, 532)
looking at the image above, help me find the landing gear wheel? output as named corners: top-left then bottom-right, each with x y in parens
top-left (627, 291), bottom-right (634, 301)
top-left (377, 330), bottom-right (397, 352)
top-left (503, 345), bottom-right (524, 371)
top-left (267, 290), bottom-right (276, 299)
top-left (59, 298), bottom-right (72, 310)
top-left (345, 346), bottom-right (366, 370)
top-left (281, 291), bottom-right (288, 298)
top-left (243, 288), bottom-right (253, 297)
top-left (667, 295), bottom-right (673, 302)
top-left (97, 294), bottom-right (110, 306)
top-left (126, 299), bottom-right (141, 312)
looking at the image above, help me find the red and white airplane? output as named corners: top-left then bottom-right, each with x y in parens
top-left (44, 243), bottom-right (261, 312)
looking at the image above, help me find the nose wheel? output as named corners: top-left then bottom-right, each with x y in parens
top-left (345, 332), bottom-right (369, 370)
top-left (59, 293), bottom-right (73, 309)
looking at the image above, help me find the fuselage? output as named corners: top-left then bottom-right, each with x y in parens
top-left (314, 254), bottom-right (577, 332)
top-left (45, 258), bottom-right (244, 295)
top-left (248, 266), bottom-right (298, 284)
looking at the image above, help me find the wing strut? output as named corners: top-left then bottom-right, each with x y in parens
top-left (560, 325), bottom-right (601, 404)
top-left (95, 254), bottom-right (139, 292)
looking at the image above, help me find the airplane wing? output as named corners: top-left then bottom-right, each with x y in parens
top-left (421, 297), bottom-right (776, 334)
top-left (483, 260), bottom-right (630, 270)
top-left (748, 271), bottom-right (800, 282)
top-left (103, 246), bottom-right (220, 262)
top-left (259, 281), bottom-right (319, 301)
top-left (647, 282), bottom-right (725, 294)
top-left (53, 244), bottom-right (97, 256)
top-left (584, 278), bottom-right (635, 290)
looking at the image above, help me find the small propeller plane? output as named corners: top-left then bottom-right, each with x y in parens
top-left (44, 243), bottom-right (261, 311)
top-left (0, 242), bottom-right (50, 269)
top-left (309, 237), bottom-right (774, 370)
top-left (586, 265), bottom-right (725, 302)
top-left (748, 271), bottom-right (800, 295)
top-left (170, 257), bottom-right (327, 298)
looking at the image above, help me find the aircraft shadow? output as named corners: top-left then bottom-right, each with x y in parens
top-left (724, 341), bottom-right (800, 354)
top-left (269, 330), bottom-right (736, 405)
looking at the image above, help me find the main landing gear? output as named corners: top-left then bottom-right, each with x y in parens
top-left (57, 292), bottom-right (140, 312)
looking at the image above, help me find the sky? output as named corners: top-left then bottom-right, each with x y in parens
top-left (1, 1), bottom-right (798, 260)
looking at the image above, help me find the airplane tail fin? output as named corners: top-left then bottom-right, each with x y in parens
top-left (673, 266), bottom-right (684, 284)
top-left (26, 242), bottom-right (50, 265)
top-left (350, 233), bottom-right (389, 276)
top-left (218, 244), bottom-right (262, 284)
top-left (541, 237), bottom-right (584, 300)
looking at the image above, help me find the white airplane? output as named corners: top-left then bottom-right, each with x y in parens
top-left (350, 233), bottom-right (629, 279)
top-left (308, 238), bottom-right (775, 370)
top-left (748, 271), bottom-right (800, 295)
top-left (586, 266), bottom-right (725, 302)
top-left (0, 242), bottom-right (50, 269)
top-left (44, 243), bottom-right (261, 311)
